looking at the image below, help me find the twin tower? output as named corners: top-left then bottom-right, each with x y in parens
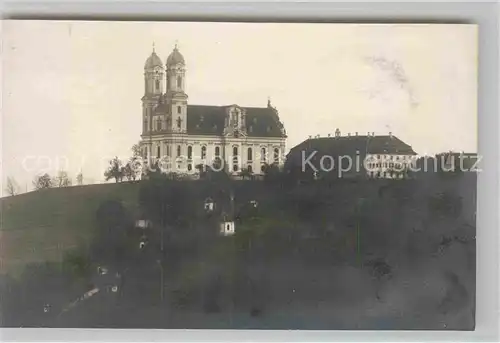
top-left (142, 44), bottom-right (188, 133)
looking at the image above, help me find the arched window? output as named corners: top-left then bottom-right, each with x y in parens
top-left (274, 148), bottom-right (280, 163)
top-left (157, 118), bottom-right (162, 131)
top-left (177, 145), bottom-right (181, 157)
top-left (201, 146), bottom-right (207, 159)
top-left (215, 146), bottom-right (220, 157)
top-left (247, 147), bottom-right (253, 162)
top-left (187, 164), bottom-right (192, 171)
top-left (233, 164), bottom-right (239, 172)
top-left (177, 76), bottom-right (182, 88)
top-left (233, 146), bottom-right (238, 157)
top-left (155, 79), bottom-right (160, 91)
top-left (261, 147), bottom-right (266, 162)
top-left (247, 165), bottom-right (253, 173)
top-left (157, 146), bottom-right (161, 159)
top-left (187, 146), bottom-right (193, 160)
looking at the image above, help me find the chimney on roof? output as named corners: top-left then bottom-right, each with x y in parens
top-left (347, 133), bottom-right (351, 137)
top-left (335, 128), bottom-right (340, 137)
top-left (389, 131), bottom-right (393, 138)
top-left (355, 132), bottom-right (358, 136)
top-left (308, 135), bottom-right (312, 139)
top-left (372, 132), bottom-right (375, 136)
top-left (328, 133), bottom-right (331, 138)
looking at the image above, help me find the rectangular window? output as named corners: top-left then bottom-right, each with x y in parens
top-left (177, 106), bottom-right (181, 114)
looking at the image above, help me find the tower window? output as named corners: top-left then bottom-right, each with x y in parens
top-left (201, 146), bottom-right (207, 159)
top-left (177, 145), bottom-right (181, 157)
top-left (143, 119), bottom-right (148, 132)
top-left (261, 147), bottom-right (266, 162)
top-left (247, 147), bottom-right (253, 162)
top-left (157, 146), bottom-right (161, 159)
top-left (215, 146), bottom-right (220, 157)
top-left (155, 79), bottom-right (160, 91)
top-left (233, 146), bottom-right (238, 157)
top-left (274, 148), bottom-right (280, 164)
top-left (157, 118), bottom-right (162, 131)
top-left (177, 117), bottom-right (182, 129)
top-left (177, 76), bottom-right (182, 88)
top-left (187, 146), bottom-right (193, 160)
top-left (177, 106), bottom-right (181, 114)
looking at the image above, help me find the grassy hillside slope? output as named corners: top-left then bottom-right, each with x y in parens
top-left (0, 183), bottom-right (140, 275)
top-left (0, 172), bottom-right (477, 329)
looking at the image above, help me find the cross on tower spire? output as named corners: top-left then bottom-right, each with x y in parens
top-left (152, 41), bottom-right (155, 52)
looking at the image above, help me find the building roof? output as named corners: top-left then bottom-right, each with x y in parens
top-left (286, 134), bottom-right (416, 165)
top-left (186, 105), bottom-right (285, 138)
top-left (144, 51), bottom-right (163, 69)
top-left (166, 46), bottom-right (185, 66)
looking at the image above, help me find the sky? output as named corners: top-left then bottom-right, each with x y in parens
top-left (2, 21), bottom-right (477, 192)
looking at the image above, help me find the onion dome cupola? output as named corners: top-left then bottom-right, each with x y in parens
top-left (166, 44), bottom-right (185, 66)
top-left (143, 44), bottom-right (164, 96)
top-left (144, 50), bottom-right (163, 70)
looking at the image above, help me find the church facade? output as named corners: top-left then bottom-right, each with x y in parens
top-left (140, 45), bottom-right (287, 176)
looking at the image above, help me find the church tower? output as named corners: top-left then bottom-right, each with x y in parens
top-left (142, 45), bottom-right (164, 136)
top-left (165, 44), bottom-right (188, 132)
top-left (141, 45), bottom-right (164, 160)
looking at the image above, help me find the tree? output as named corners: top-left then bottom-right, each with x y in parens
top-left (104, 157), bottom-right (124, 183)
top-left (123, 161), bottom-right (140, 182)
top-left (76, 172), bottom-right (83, 185)
top-left (5, 176), bottom-right (19, 196)
top-left (124, 142), bottom-right (144, 181)
top-left (131, 142), bottom-right (142, 158)
top-left (54, 170), bottom-right (72, 187)
top-left (239, 168), bottom-right (253, 180)
top-left (262, 163), bottom-right (281, 183)
top-left (33, 173), bottom-right (53, 190)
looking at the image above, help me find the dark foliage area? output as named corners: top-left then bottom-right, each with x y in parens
top-left (1, 168), bottom-right (476, 329)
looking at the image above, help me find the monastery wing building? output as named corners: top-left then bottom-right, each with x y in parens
top-left (140, 45), bottom-right (287, 176)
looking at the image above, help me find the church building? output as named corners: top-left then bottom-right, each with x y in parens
top-left (140, 44), bottom-right (287, 176)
